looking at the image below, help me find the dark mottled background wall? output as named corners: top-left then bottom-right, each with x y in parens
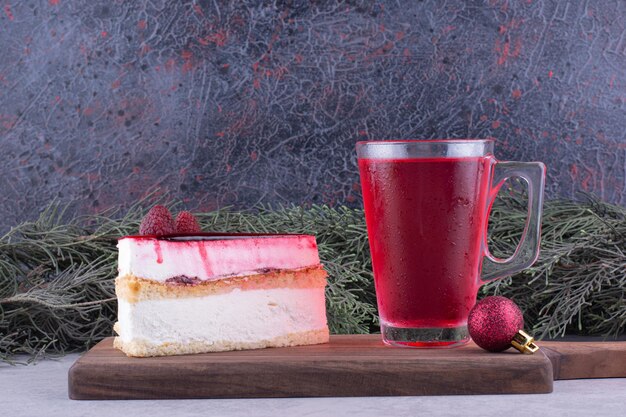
top-left (1, 0), bottom-right (624, 229)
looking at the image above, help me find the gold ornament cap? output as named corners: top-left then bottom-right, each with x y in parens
top-left (511, 329), bottom-right (539, 354)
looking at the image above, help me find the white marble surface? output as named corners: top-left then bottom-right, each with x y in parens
top-left (2, 354), bottom-right (625, 417)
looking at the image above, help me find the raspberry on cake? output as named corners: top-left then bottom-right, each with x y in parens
top-left (113, 232), bottom-right (330, 357)
top-left (139, 205), bottom-right (176, 236)
top-left (174, 211), bottom-right (202, 233)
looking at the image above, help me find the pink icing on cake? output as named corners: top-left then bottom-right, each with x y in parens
top-left (117, 234), bottom-right (321, 283)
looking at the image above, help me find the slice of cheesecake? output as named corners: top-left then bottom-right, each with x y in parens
top-left (114, 233), bottom-right (329, 357)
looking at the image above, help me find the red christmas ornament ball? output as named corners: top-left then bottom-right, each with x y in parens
top-left (468, 296), bottom-right (524, 352)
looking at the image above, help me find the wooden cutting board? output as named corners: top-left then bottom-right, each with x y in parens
top-left (69, 336), bottom-right (626, 400)
top-left (540, 341), bottom-right (626, 380)
top-left (69, 335), bottom-right (554, 399)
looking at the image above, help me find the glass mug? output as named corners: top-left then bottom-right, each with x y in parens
top-left (357, 140), bottom-right (545, 347)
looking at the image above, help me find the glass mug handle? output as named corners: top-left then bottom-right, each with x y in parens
top-left (481, 161), bottom-right (546, 282)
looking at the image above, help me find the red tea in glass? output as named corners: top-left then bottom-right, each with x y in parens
top-left (357, 140), bottom-right (545, 347)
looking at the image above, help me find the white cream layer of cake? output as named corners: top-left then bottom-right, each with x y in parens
top-left (118, 235), bottom-right (321, 283)
top-left (116, 287), bottom-right (328, 349)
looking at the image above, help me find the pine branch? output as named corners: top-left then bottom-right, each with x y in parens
top-left (0, 192), bottom-right (624, 363)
